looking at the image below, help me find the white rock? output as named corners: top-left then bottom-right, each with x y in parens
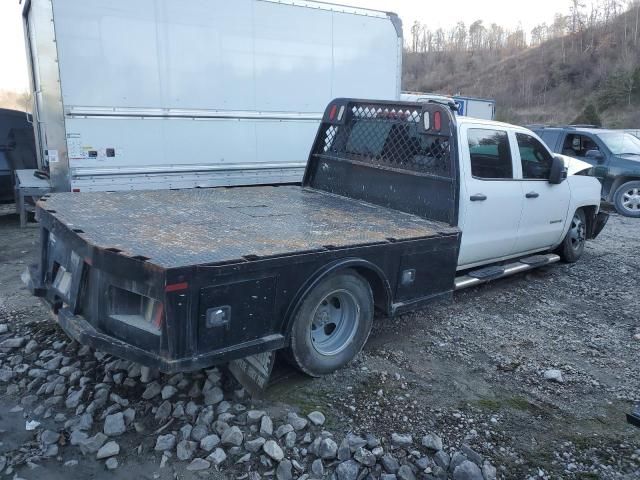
top-left (161, 385), bottom-right (178, 400)
top-left (543, 369), bottom-right (564, 383)
top-left (421, 433), bottom-right (443, 451)
top-left (200, 434), bottom-right (220, 452)
top-left (307, 411), bottom-right (326, 426)
top-left (155, 434), bottom-right (176, 451)
top-left (186, 458), bottom-right (210, 471)
top-left (263, 440), bottom-right (284, 461)
top-left (103, 412), bottom-right (126, 436)
top-left (96, 441), bottom-right (120, 459)
top-left (207, 448), bottom-right (227, 466)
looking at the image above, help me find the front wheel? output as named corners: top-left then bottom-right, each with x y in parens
top-left (287, 270), bottom-right (374, 377)
top-left (557, 209), bottom-right (587, 263)
top-left (613, 181), bottom-right (640, 217)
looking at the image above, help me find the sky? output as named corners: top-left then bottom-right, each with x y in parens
top-left (0, 0), bottom-right (576, 92)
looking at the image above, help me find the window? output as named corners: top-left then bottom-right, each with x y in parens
top-left (597, 132), bottom-right (640, 155)
top-left (561, 134), bottom-right (599, 157)
top-left (516, 133), bottom-right (554, 180)
top-left (468, 129), bottom-right (513, 179)
top-left (340, 119), bottom-right (451, 175)
top-left (539, 130), bottom-right (561, 150)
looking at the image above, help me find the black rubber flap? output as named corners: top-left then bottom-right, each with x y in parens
top-left (628, 405), bottom-right (640, 428)
top-left (228, 352), bottom-right (276, 397)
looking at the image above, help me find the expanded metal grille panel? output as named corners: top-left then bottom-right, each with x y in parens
top-left (315, 104), bottom-right (452, 176)
top-left (39, 187), bottom-right (458, 269)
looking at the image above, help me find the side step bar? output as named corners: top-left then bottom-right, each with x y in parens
top-left (455, 254), bottom-right (561, 291)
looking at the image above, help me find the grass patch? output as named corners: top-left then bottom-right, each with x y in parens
top-left (474, 395), bottom-right (541, 413)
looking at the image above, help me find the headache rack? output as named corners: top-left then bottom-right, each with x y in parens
top-left (304, 99), bottom-right (459, 226)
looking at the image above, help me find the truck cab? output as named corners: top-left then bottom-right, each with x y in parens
top-left (457, 118), bottom-right (602, 269)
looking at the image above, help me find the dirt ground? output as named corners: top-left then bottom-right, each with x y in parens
top-left (0, 208), bottom-right (639, 479)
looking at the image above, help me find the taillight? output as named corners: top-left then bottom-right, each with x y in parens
top-left (108, 285), bottom-right (164, 334)
top-left (434, 111), bottom-right (442, 131)
top-left (329, 104), bottom-right (338, 121)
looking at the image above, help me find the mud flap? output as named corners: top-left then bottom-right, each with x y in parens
top-left (228, 351), bottom-right (276, 397)
top-left (590, 212), bottom-right (609, 239)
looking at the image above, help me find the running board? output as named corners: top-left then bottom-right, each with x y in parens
top-left (455, 254), bottom-right (561, 291)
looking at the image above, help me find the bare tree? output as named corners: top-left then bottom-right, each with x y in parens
top-left (410, 21), bottom-right (422, 53)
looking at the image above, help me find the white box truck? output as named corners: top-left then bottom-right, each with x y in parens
top-left (401, 92), bottom-right (496, 121)
top-left (453, 95), bottom-right (496, 121)
top-left (21, 0), bottom-right (402, 194)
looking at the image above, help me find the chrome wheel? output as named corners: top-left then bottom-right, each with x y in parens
top-left (569, 213), bottom-right (586, 252)
top-left (310, 289), bottom-right (360, 356)
top-left (622, 187), bottom-right (640, 213)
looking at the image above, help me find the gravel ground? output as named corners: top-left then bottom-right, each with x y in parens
top-left (0, 209), bottom-right (638, 479)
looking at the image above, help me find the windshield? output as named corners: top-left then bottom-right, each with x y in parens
top-left (597, 132), bottom-right (640, 155)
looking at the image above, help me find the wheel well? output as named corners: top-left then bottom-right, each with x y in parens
top-left (351, 266), bottom-right (392, 316)
top-left (284, 262), bottom-right (393, 339)
top-left (608, 176), bottom-right (640, 202)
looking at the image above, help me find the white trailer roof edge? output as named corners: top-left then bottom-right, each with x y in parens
top-left (259, 0), bottom-right (402, 25)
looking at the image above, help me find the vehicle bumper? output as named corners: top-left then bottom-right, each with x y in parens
top-left (24, 265), bottom-right (266, 373)
top-left (590, 212), bottom-right (609, 239)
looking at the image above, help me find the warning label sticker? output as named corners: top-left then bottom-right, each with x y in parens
top-left (67, 133), bottom-right (84, 160)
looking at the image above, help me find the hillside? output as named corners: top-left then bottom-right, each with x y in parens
top-left (403, 1), bottom-right (640, 128)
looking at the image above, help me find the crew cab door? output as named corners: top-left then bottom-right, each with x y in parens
top-left (512, 132), bottom-right (571, 253)
top-left (457, 125), bottom-right (523, 268)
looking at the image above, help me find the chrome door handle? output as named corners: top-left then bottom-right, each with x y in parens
top-left (470, 194), bottom-right (487, 202)
top-left (526, 192), bottom-right (540, 199)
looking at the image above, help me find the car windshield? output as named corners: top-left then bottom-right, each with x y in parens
top-left (597, 132), bottom-right (640, 155)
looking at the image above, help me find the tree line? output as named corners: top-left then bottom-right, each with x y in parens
top-left (404, 0), bottom-right (640, 127)
top-left (407, 0), bottom-right (640, 55)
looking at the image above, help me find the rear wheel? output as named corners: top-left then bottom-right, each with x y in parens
top-left (557, 209), bottom-right (587, 263)
top-left (613, 181), bottom-right (640, 217)
top-left (287, 270), bottom-right (373, 377)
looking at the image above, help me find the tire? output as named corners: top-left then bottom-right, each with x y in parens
top-left (287, 270), bottom-right (374, 377)
top-left (613, 181), bottom-right (640, 217)
top-left (557, 209), bottom-right (587, 263)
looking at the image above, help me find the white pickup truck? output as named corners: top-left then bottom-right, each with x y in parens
top-left (455, 116), bottom-right (605, 269)
top-left (27, 100), bottom-right (607, 379)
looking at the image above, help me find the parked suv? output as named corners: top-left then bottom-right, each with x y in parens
top-left (530, 125), bottom-right (640, 217)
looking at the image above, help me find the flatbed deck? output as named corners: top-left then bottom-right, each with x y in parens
top-left (39, 186), bottom-right (457, 268)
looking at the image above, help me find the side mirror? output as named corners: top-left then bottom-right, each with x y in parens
top-left (585, 149), bottom-right (604, 162)
top-left (549, 156), bottom-right (567, 184)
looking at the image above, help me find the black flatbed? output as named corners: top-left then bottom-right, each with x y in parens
top-left (40, 186), bottom-right (457, 269)
top-left (29, 99), bottom-right (463, 374)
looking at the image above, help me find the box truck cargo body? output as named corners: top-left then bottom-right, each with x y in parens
top-left (452, 96), bottom-right (496, 120)
top-left (23, 0), bottom-right (402, 192)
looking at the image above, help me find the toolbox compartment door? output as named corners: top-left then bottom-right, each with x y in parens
top-left (197, 277), bottom-right (278, 352)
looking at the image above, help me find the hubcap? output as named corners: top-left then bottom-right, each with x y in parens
top-left (310, 290), bottom-right (360, 356)
top-left (569, 213), bottom-right (585, 251)
top-left (622, 188), bottom-right (640, 212)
